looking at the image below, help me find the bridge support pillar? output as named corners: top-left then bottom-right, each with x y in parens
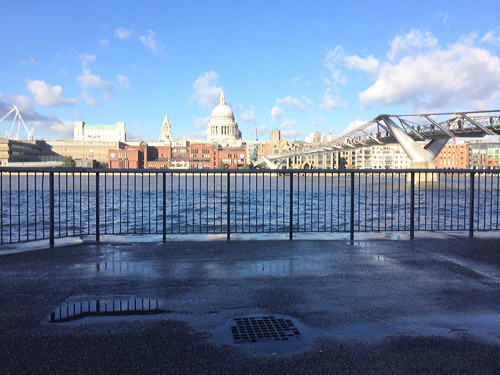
top-left (409, 161), bottom-right (437, 183)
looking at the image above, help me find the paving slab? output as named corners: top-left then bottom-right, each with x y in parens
top-left (0, 238), bottom-right (499, 374)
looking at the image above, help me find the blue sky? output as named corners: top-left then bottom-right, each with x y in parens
top-left (1, 0), bottom-right (499, 142)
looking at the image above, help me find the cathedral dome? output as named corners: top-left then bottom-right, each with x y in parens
top-left (207, 88), bottom-right (242, 142)
top-left (211, 103), bottom-right (234, 119)
top-left (210, 89), bottom-right (234, 119)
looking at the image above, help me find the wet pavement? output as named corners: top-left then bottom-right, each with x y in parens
top-left (0, 235), bottom-right (499, 374)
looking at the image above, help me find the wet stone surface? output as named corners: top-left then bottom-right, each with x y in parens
top-left (0, 238), bottom-right (499, 373)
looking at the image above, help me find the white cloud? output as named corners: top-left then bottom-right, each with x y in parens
top-left (193, 115), bottom-right (211, 130)
top-left (344, 54), bottom-right (379, 73)
top-left (387, 29), bottom-right (438, 61)
top-left (323, 45), bottom-right (348, 85)
top-left (192, 71), bottom-right (222, 109)
top-left (271, 95), bottom-right (311, 121)
top-left (342, 120), bottom-right (366, 135)
top-left (99, 39), bottom-right (110, 48)
top-left (481, 30), bottom-right (500, 45)
top-left (76, 54), bottom-right (112, 102)
top-left (20, 57), bottom-right (41, 65)
top-left (281, 129), bottom-right (303, 140)
top-left (139, 30), bottom-right (164, 55)
top-left (81, 91), bottom-right (98, 107)
top-left (116, 75), bottom-right (130, 90)
top-left (280, 118), bottom-right (297, 129)
top-left (114, 27), bottom-right (164, 54)
top-left (270, 105), bottom-right (284, 120)
top-left (26, 79), bottom-right (76, 107)
top-left (240, 108), bottom-right (255, 122)
top-left (433, 12), bottom-right (448, 25)
top-left (80, 53), bottom-right (96, 67)
top-left (320, 89), bottom-right (342, 110)
top-left (115, 28), bottom-right (133, 40)
top-left (359, 30), bottom-right (500, 110)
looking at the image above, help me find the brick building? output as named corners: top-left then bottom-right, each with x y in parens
top-left (107, 142), bottom-right (247, 169)
top-left (434, 141), bottom-right (469, 169)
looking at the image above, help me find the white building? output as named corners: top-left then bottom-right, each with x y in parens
top-left (74, 121), bottom-right (126, 142)
top-left (207, 89), bottom-right (242, 143)
top-left (355, 144), bottom-right (411, 169)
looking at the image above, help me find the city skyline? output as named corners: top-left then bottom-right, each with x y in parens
top-left (1, 1), bottom-right (499, 142)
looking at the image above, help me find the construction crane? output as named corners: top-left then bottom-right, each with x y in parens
top-left (0, 105), bottom-right (35, 140)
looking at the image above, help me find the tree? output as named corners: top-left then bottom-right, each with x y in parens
top-left (217, 161), bottom-right (226, 169)
top-left (61, 155), bottom-right (76, 168)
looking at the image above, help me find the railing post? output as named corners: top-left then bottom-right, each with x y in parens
top-left (162, 172), bottom-right (166, 242)
top-left (49, 172), bottom-right (54, 248)
top-left (289, 172), bottom-right (294, 240)
top-left (410, 172), bottom-right (415, 239)
top-left (95, 172), bottom-right (100, 243)
top-left (227, 172), bottom-right (231, 240)
top-left (350, 172), bottom-right (355, 242)
top-left (469, 172), bottom-right (475, 238)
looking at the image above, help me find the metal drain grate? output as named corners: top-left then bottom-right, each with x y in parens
top-left (231, 316), bottom-right (300, 343)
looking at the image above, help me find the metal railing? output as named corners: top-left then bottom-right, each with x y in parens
top-left (0, 168), bottom-right (499, 246)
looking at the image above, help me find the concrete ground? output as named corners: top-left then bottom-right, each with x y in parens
top-left (0, 235), bottom-right (499, 374)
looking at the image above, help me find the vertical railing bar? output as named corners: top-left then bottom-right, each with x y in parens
top-left (184, 173), bottom-right (188, 234)
top-left (289, 171), bottom-right (293, 240)
top-left (476, 173), bottom-right (481, 231)
top-left (162, 172), bottom-right (166, 242)
top-left (371, 173), bottom-right (375, 232)
top-left (226, 172), bottom-right (231, 241)
top-left (356, 173), bottom-right (360, 232)
top-left (483, 173), bottom-right (487, 230)
top-left (26, 173), bottom-right (30, 241)
top-left (104, 172), bottom-right (107, 234)
top-left (469, 172), bottom-right (475, 237)
top-left (65, 173), bottom-right (68, 238)
top-left (42, 173), bottom-right (45, 239)
top-left (133, 173), bottom-right (137, 234)
top-left (49, 172), bottom-right (55, 248)
top-left (410, 172), bottom-right (415, 239)
top-left (324, 172), bottom-right (327, 232)
top-left (488, 173), bottom-right (493, 230)
top-left (350, 172), bottom-right (355, 242)
top-left (383, 172), bottom-right (387, 231)
top-left (34, 173), bottom-right (37, 240)
top-left (95, 172), bottom-right (100, 243)
top-left (364, 173), bottom-right (368, 232)
top-left (9, 173), bottom-right (13, 243)
top-left (17, 173), bottom-right (21, 242)
top-left (119, 173), bottom-right (122, 234)
top-left (0, 172), bottom-right (3, 244)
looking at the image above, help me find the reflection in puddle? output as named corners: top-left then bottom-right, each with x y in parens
top-left (49, 297), bottom-right (168, 323)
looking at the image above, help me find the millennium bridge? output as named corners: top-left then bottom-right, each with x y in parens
top-left (257, 109), bottom-right (500, 169)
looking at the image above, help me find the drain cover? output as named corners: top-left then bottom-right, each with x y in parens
top-left (231, 316), bottom-right (300, 343)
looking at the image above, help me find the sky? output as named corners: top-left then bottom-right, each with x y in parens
top-left (1, 0), bottom-right (499, 142)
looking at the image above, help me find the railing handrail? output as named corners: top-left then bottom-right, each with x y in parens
top-left (1, 167), bottom-right (499, 174)
top-left (1, 168), bottom-right (498, 247)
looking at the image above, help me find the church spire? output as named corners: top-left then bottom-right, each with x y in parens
top-left (220, 87), bottom-right (226, 105)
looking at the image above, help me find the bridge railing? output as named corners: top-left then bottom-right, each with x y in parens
top-left (0, 168), bottom-right (498, 246)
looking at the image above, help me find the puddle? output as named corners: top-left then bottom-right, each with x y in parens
top-left (212, 314), bottom-right (317, 355)
top-left (48, 297), bottom-right (170, 323)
